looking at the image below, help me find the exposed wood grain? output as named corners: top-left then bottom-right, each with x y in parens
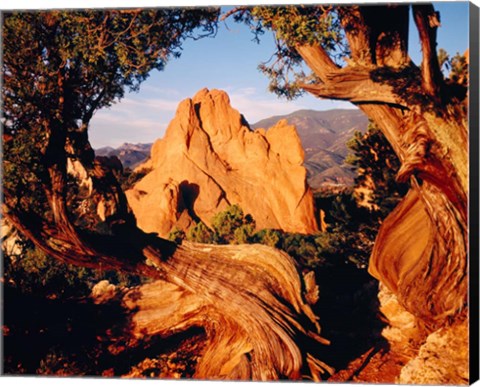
top-left (117, 241), bottom-right (332, 380)
top-left (300, 67), bottom-right (406, 106)
top-left (297, 6), bottom-right (468, 328)
top-left (412, 5), bottom-right (444, 97)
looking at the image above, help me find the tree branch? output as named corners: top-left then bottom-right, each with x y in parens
top-left (337, 6), bottom-right (373, 66)
top-left (299, 67), bottom-right (407, 107)
top-left (295, 43), bottom-right (339, 82)
top-left (3, 187), bottom-right (332, 379)
top-left (412, 4), bottom-right (443, 97)
top-left (338, 5), bottom-right (410, 68)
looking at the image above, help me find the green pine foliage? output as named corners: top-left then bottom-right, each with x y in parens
top-left (346, 121), bottom-right (408, 219)
top-left (252, 229), bottom-right (282, 248)
top-left (438, 48), bottom-right (468, 86)
top-left (316, 121), bottom-right (408, 268)
top-left (181, 205), bottom-right (256, 245)
top-left (181, 205), bottom-right (328, 269)
top-left (3, 240), bottom-right (145, 300)
top-left (186, 222), bottom-right (214, 244)
top-left (2, 8), bottom-right (219, 223)
top-left (210, 204), bottom-right (256, 244)
top-left (233, 224), bottom-right (256, 245)
top-left (2, 8), bottom-right (219, 300)
top-left (231, 6), bottom-right (344, 99)
top-left (2, 121), bottom-right (405, 341)
top-left (168, 227), bottom-right (187, 244)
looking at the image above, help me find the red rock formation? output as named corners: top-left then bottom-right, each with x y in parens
top-left (127, 88), bottom-right (318, 237)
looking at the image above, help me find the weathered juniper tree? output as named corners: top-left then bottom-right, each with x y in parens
top-left (2, 9), bottom-right (330, 380)
top-left (2, 3), bottom-right (469, 380)
top-left (233, 4), bottom-right (469, 328)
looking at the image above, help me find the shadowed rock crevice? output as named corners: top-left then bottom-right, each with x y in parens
top-left (178, 181), bottom-right (201, 223)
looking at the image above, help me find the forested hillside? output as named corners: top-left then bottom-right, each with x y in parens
top-left (253, 109), bottom-right (368, 188)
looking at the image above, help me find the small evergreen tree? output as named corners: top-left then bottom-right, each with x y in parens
top-left (211, 204), bottom-right (256, 244)
top-left (186, 222), bottom-right (214, 244)
top-left (346, 121), bottom-right (408, 219)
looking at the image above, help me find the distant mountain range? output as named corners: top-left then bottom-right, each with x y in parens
top-left (94, 109), bottom-right (368, 188)
top-left (95, 143), bottom-right (151, 169)
top-left (252, 109), bottom-right (368, 189)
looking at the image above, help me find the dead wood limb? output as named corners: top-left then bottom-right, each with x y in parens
top-left (4, 159), bottom-right (332, 381)
top-left (412, 5), bottom-right (444, 97)
top-left (296, 4), bottom-right (468, 327)
top-left (299, 67), bottom-right (407, 107)
top-left (105, 242), bottom-right (333, 380)
top-left (295, 43), bottom-right (339, 81)
top-left (369, 180), bottom-right (467, 328)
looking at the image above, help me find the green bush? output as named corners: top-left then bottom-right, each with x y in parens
top-left (233, 223), bottom-right (256, 244)
top-left (186, 222), bottom-right (214, 244)
top-left (180, 205), bottom-right (337, 271)
top-left (3, 241), bottom-right (145, 299)
top-left (254, 229), bottom-right (282, 248)
top-left (183, 204), bottom-right (257, 245)
top-left (4, 245), bottom-right (91, 298)
top-left (168, 227), bottom-right (187, 244)
top-left (175, 189), bottom-right (400, 272)
top-left (210, 204), bottom-right (255, 244)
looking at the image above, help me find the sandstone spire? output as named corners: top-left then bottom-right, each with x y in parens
top-left (126, 88), bottom-right (318, 237)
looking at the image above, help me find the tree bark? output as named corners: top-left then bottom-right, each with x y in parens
top-left (116, 242), bottom-right (333, 380)
top-left (412, 4), bottom-right (444, 98)
top-left (3, 149), bottom-right (332, 380)
top-left (3, 3), bottom-right (469, 379)
top-left (297, 5), bottom-right (468, 328)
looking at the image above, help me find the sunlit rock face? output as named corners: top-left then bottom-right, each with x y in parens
top-left (398, 317), bottom-right (469, 385)
top-left (1, 218), bottom-right (23, 257)
top-left (126, 88), bottom-right (318, 237)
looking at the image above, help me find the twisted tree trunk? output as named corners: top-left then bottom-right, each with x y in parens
top-left (3, 3), bottom-right (469, 381)
top-left (3, 123), bottom-right (331, 380)
top-left (118, 242), bottom-right (332, 380)
top-left (298, 4), bottom-right (468, 328)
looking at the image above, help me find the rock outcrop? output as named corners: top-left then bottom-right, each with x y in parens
top-left (126, 88), bottom-right (318, 237)
top-left (1, 218), bottom-right (23, 257)
top-left (397, 317), bottom-right (469, 385)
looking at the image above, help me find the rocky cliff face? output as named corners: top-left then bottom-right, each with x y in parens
top-left (126, 88), bottom-right (318, 237)
top-left (253, 109), bottom-right (368, 188)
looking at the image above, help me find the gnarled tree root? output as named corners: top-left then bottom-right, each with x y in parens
top-left (99, 241), bottom-right (333, 381)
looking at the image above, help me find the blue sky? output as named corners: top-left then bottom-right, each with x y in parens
top-left (47, 2), bottom-right (470, 148)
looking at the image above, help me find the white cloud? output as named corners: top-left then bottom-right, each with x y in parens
top-left (90, 94), bottom-right (177, 148)
top-left (140, 84), bottom-right (182, 97)
top-left (89, 85), bottom-right (355, 148)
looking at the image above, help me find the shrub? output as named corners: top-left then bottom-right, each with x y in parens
top-left (233, 223), bottom-right (256, 244)
top-left (168, 227), bottom-right (186, 244)
top-left (3, 240), bottom-right (145, 299)
top-left (211, 204), bottom-right (255, 244)
top-left (186, 222), bottom-right (214, 244)
top-left (254, 229), bottom-right (282, 248)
